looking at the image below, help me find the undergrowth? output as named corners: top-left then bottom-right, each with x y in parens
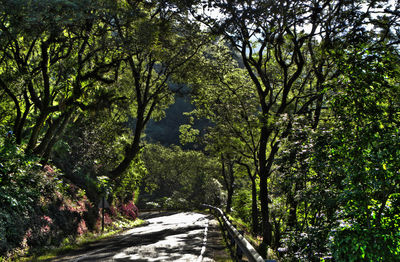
top-left (0, 129), bottom-right (141, 261)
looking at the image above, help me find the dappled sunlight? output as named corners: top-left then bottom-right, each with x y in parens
top-left (114, 212), bottom-right (212, 261)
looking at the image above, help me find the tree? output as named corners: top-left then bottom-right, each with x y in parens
top-left (0, 0), bottom-right (120, 157)
top-left (187, 0), bottom-right (356, 254)
top-left (273, 2), bottom-right (400, 259)
top-left (182, 41), bottom-right (262, 233)
top-left (104, 0), bottom-right (210, 181)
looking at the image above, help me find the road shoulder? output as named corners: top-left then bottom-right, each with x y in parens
top-left (204, 218), bottom-right (232, 261)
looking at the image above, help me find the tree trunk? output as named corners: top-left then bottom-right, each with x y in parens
top-left (312, 93), bottom-right (324, 129)
top-left (238, 161), bottom-right (259, 235)
top-left (221, 155), bottom-right (234, 214)
top-left (15, 91), bottom-right (31, 145)
top-left (1, 82), bottom-right (21, 137)
top-left (0, 78), bottom-right (28, 144)
top-left (271, 213), bottom-right (281, 250)
top-left (226, 187), bottom-right (233, 214)
top-left (287, 188), bottom-right (298, 229)
top-left (258, 126), bottom-right (272, 257)
top-left (34, 113), bottom-right (64, 156)
top-left (227, 161), bottom-right (235, 214)
top-left (259, 174), bottom-right (272, 257)
top-left (109, 111), bottom-right (145, 180)
top-left (26, 111), bottom-right (49, 153)
top-left (250, 176), bottom-right (259, 234)
top-left (41, 111), bottom-right (74, 163)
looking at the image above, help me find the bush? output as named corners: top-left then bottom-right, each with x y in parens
top-left (0, 127), bottom-right (144, 258)
top-left (232, 189), bottom-right (252, 225)
top-left (0, 132), bottom-right (41, 254)
top-left (0, 128), bottom-right (93, 256)
top-left (118, 201), bottom-right (139, 220)
top-left (332, 223), bottom-right (400, 261)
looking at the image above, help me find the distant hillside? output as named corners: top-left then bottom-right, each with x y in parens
top-left (144, 94), bottom-right (208, 149)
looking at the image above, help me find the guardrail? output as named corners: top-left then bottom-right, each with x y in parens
top-left (202, 204), bottom-right (272, 262)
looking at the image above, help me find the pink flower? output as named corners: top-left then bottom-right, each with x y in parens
top-left (41, 215), bottom-right (53, 224)
top-left (40, 225), bottom-right (50, 234)
top-left (77, 219), bottom-right (88, 235)
top-left (118, 201), bottom-right (139, 219)
top-left (104, 213), bottom-right (113, 224)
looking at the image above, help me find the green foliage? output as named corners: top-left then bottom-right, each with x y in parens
top-left (96, 176), bottom-right (112, 196)
top-left (51, 102), bottom-right (130, 185)
top-left (139, 143), bottom-right (221, 209)
top-left (271, 117), bottom-right (340, 260)
top-left (113, 155), bottom-right (147, 203)
top-left (51, 106), bottom-right (146, 205)
top-left (0, 126), bottom-right (94, 257)
top-left (0, 132), bottom-right (141, 258)
top-left (179, 124), bottom-right (200, 145)
top-left (232, 189), bottom-right (252, 225)
top-left (145, 95), bottom-right (207, 148)
top-left (1, 0), bottom-right (400, 260)
top-left (332, 225), bottom-right (400, 262)
top-left (313, 41), bottom-right (400, 261)
top-left (0, 127), bottom-right (40, 253)
top-left (267, 26), bottom-right (400, 261)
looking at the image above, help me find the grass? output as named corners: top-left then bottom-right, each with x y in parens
top-left (225, 214), bottom-right (279, 261)
top-left (13, 218), bottom-right (146, 262)
top-left (214, 228), bottom-right (235, 262)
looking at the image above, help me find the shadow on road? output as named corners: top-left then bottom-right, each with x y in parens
top-left (51, 212), bottom-right (228, 262)
top-left (54, 227), bottom-right (200, 261)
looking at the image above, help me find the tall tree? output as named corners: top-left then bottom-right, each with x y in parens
top-left (183, 42), bottom-right (262, 233)
top-left (271, 2), bottom-right (400, 259)
top-left (188, 0), bottom-right (356, 254)
top-left (106, 1), bottom-right (210, 180)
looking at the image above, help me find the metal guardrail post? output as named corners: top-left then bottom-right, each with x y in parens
top-left (230, 232), bottom-right (235, 246)
top-left (236, 230), bottom-right (245, 260)
top-left (236, 242), bottom-right (243, 260)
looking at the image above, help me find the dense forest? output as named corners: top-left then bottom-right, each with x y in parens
top-left (1, 0), bottom-right (400, 261)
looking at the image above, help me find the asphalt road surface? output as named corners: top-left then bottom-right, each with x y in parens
top-left (53, 212), bottom-right (228, 262)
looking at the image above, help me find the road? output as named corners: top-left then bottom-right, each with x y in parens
top-left (53, 212), bottom-right (228, 262)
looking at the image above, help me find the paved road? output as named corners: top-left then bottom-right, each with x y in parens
top-left (53, 212), bottom-right (227, 262)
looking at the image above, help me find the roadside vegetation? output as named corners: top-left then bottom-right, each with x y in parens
top-left (0, 130), bottom-right (142, 261)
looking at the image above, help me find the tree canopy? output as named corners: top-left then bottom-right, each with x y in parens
top-left (1, 0), bottom-right (400, 260)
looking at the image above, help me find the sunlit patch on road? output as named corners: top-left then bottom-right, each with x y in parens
top-left (113, 212), bottom-right (213, 261)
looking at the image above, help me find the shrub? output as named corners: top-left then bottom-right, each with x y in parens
top-left (0, 128), bottom-right (94, 256)
top-left (0, 133), bottom-right (42, 254)
top-left (232, 189), bottom-right (252, 225)
top-left (118, 201), bottom-right (139, 220)
top-left (332, 223), bottom-right (400, 261)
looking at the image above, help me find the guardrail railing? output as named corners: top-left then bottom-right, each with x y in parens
top-left (202, 204), bottom-right (273, 262)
